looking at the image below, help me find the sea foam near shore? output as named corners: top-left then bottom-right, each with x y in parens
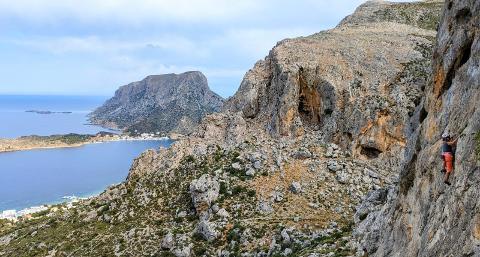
top-left (0, 206), bottom-right (48, 221)
top-left (0, 195), bottom-right (87, 221)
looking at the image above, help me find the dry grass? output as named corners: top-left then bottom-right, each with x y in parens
top-left (248, 160), bottom-right (346, 229)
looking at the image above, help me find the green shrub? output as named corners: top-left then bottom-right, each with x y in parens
top-left (193, 244), bottom-right (207, 255)
top-left (359, 213), bottom-right (368, 221)
top-left (57, 134), bottom-right (93, 144)
top-left (183, 155), bottom-right (195, 163)
top-left (192, 232), bottom-right (204, 241)
top-left (219, 182), bottom-right (228, 195)
top-left (232, 186), bottom-right (247, 195)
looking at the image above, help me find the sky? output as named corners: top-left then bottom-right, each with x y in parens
top-left (0, 0), bottom-right (379, 98)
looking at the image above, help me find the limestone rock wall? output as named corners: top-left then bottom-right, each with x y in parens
top-left (354, 0), bottom-right (480, 256)
top-left (224, 0), bottom-right (443, 172)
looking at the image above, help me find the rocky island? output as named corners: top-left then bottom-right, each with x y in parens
top-left (25, 110), bottom-right (73, 114)
top-left (1, 1), bottom-right (479, 257)
top-left (89, 71), bottom-right (224, 135)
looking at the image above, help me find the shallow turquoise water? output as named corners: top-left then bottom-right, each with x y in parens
top-left (0, 140), bottom-right (172, 211)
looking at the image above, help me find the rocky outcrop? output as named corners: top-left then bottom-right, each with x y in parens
top-left (189, 174), bottom-right (220, 219)
top-left (354, 0), bottom-right (480, 256)
top-left (224, 0), bottom-right (443, 172)
top-left (0, 1), bottom-right (455, 257)
top-left (89, 71), bottom-right (224, 135)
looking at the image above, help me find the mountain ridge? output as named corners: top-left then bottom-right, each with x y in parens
top-left (3, 1), bottom-right (476, 257)
top-left (89, 71), bottom-right (224, 135)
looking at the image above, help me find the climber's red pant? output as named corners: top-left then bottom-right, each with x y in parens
top-left (442, 152), bottom-right (454, 173)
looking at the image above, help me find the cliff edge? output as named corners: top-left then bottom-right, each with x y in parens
top-left (354, 0), bottom-right (480, 256)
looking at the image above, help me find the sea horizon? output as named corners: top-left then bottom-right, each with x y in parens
top-left (0, 95), bottom-right (110, 137)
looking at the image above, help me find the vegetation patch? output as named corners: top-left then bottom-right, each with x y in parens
top-left (20, 133), bottom-right (95, 145)
top-left (373, 1), bottom-right (443, 31)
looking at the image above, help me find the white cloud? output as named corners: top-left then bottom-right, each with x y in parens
top-left (0, 0), bottom-right (377, 96)
top-left (6, 25), bottom-right (321, 62)
top-left (103, 55), bottom-right (245, 80)
top-left (10, 37), bottom-right (122, 54)
top-left (0, 0), bottom-right (371, 27)
top-left (0, 0), bottom-right (260, 25)
top-left (7, 35), bottom-right (208, 58)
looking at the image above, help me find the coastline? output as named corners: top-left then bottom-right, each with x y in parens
top-left (0, 133), bottom-right (170, 153)
top-left (0, 192), bottom-right (98, 222)
top-left (0, 180), bottom-right (130, 222)
top-left (0, 133), bottom-right (172, 220)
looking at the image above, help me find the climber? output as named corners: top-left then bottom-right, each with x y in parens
top-left (441, 133), bottom-right (457, 185)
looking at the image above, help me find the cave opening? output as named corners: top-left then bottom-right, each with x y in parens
top-left (297, 70), bottom-right (337, 128)
top-left (455, 7), bottom-right (472, 24)
top-left (457, 39), bottom-right (472, 69)
top-left (298, 91), bottom-right (322, 125)
top-left (360, 146), bottom-right (383, 159)
top-left (298, 75), bottom-right (322, 126)
top-left (419, 107), bottom-right (428, 123)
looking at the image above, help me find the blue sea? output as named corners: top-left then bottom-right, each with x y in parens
top-left (0, 95), bottom-right (172, 212)
top-left (0, 95), bottom-right (111, 138)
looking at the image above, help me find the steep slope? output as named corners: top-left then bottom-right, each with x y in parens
top-left (224, 0), bottom-right (443, 172)
top-left (0, 1), bottom-right (447, 257)
top-left (354, 0), bottom-right (480, 256)
top-left (89, 71), bottom-right (224, 135)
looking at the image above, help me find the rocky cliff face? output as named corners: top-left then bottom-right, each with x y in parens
top-left (0, 1), bottom-right (455, 257)
top-left (224, 0), bottom-right (443, 172)
top-left (354, 0), bottom-right (480, 256)
top-left (89, 71), bottom-right (224, 135)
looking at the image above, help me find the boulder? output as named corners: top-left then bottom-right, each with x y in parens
top-left (327, 160), bottom-right (341, 172)
top-left (216, 208), bottom-right (230, 219)
top-left (161, 232), bottom-right (174, 250)
top-left (189, 174), bottom-right (220, 217)
top-left (335, 170), bottom-right (349, 184)
top-left (291, 150), bottom-right (312, 160)
top-left (290, 182), bottom-right (302, 194)
top-left (257, 200), bottom-right (274, 214)
top-left (231, 162), bottom-right (242, 170)
top-left (281, 228), bottom-right (292, 245)
top-left (196, 220), bottom-right (219, 242)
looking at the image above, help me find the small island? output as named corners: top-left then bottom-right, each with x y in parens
top-left (26, 110), bottom-right (73, 114)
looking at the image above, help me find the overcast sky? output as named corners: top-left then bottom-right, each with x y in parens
top-left (0, 0), bottom-right (376, 97)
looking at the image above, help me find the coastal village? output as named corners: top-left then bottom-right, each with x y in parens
top-left (0, 131), bottom-right (170, 153)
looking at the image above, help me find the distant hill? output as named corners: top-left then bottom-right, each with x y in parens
top-left (89, 71), bottom-right (224, 135)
